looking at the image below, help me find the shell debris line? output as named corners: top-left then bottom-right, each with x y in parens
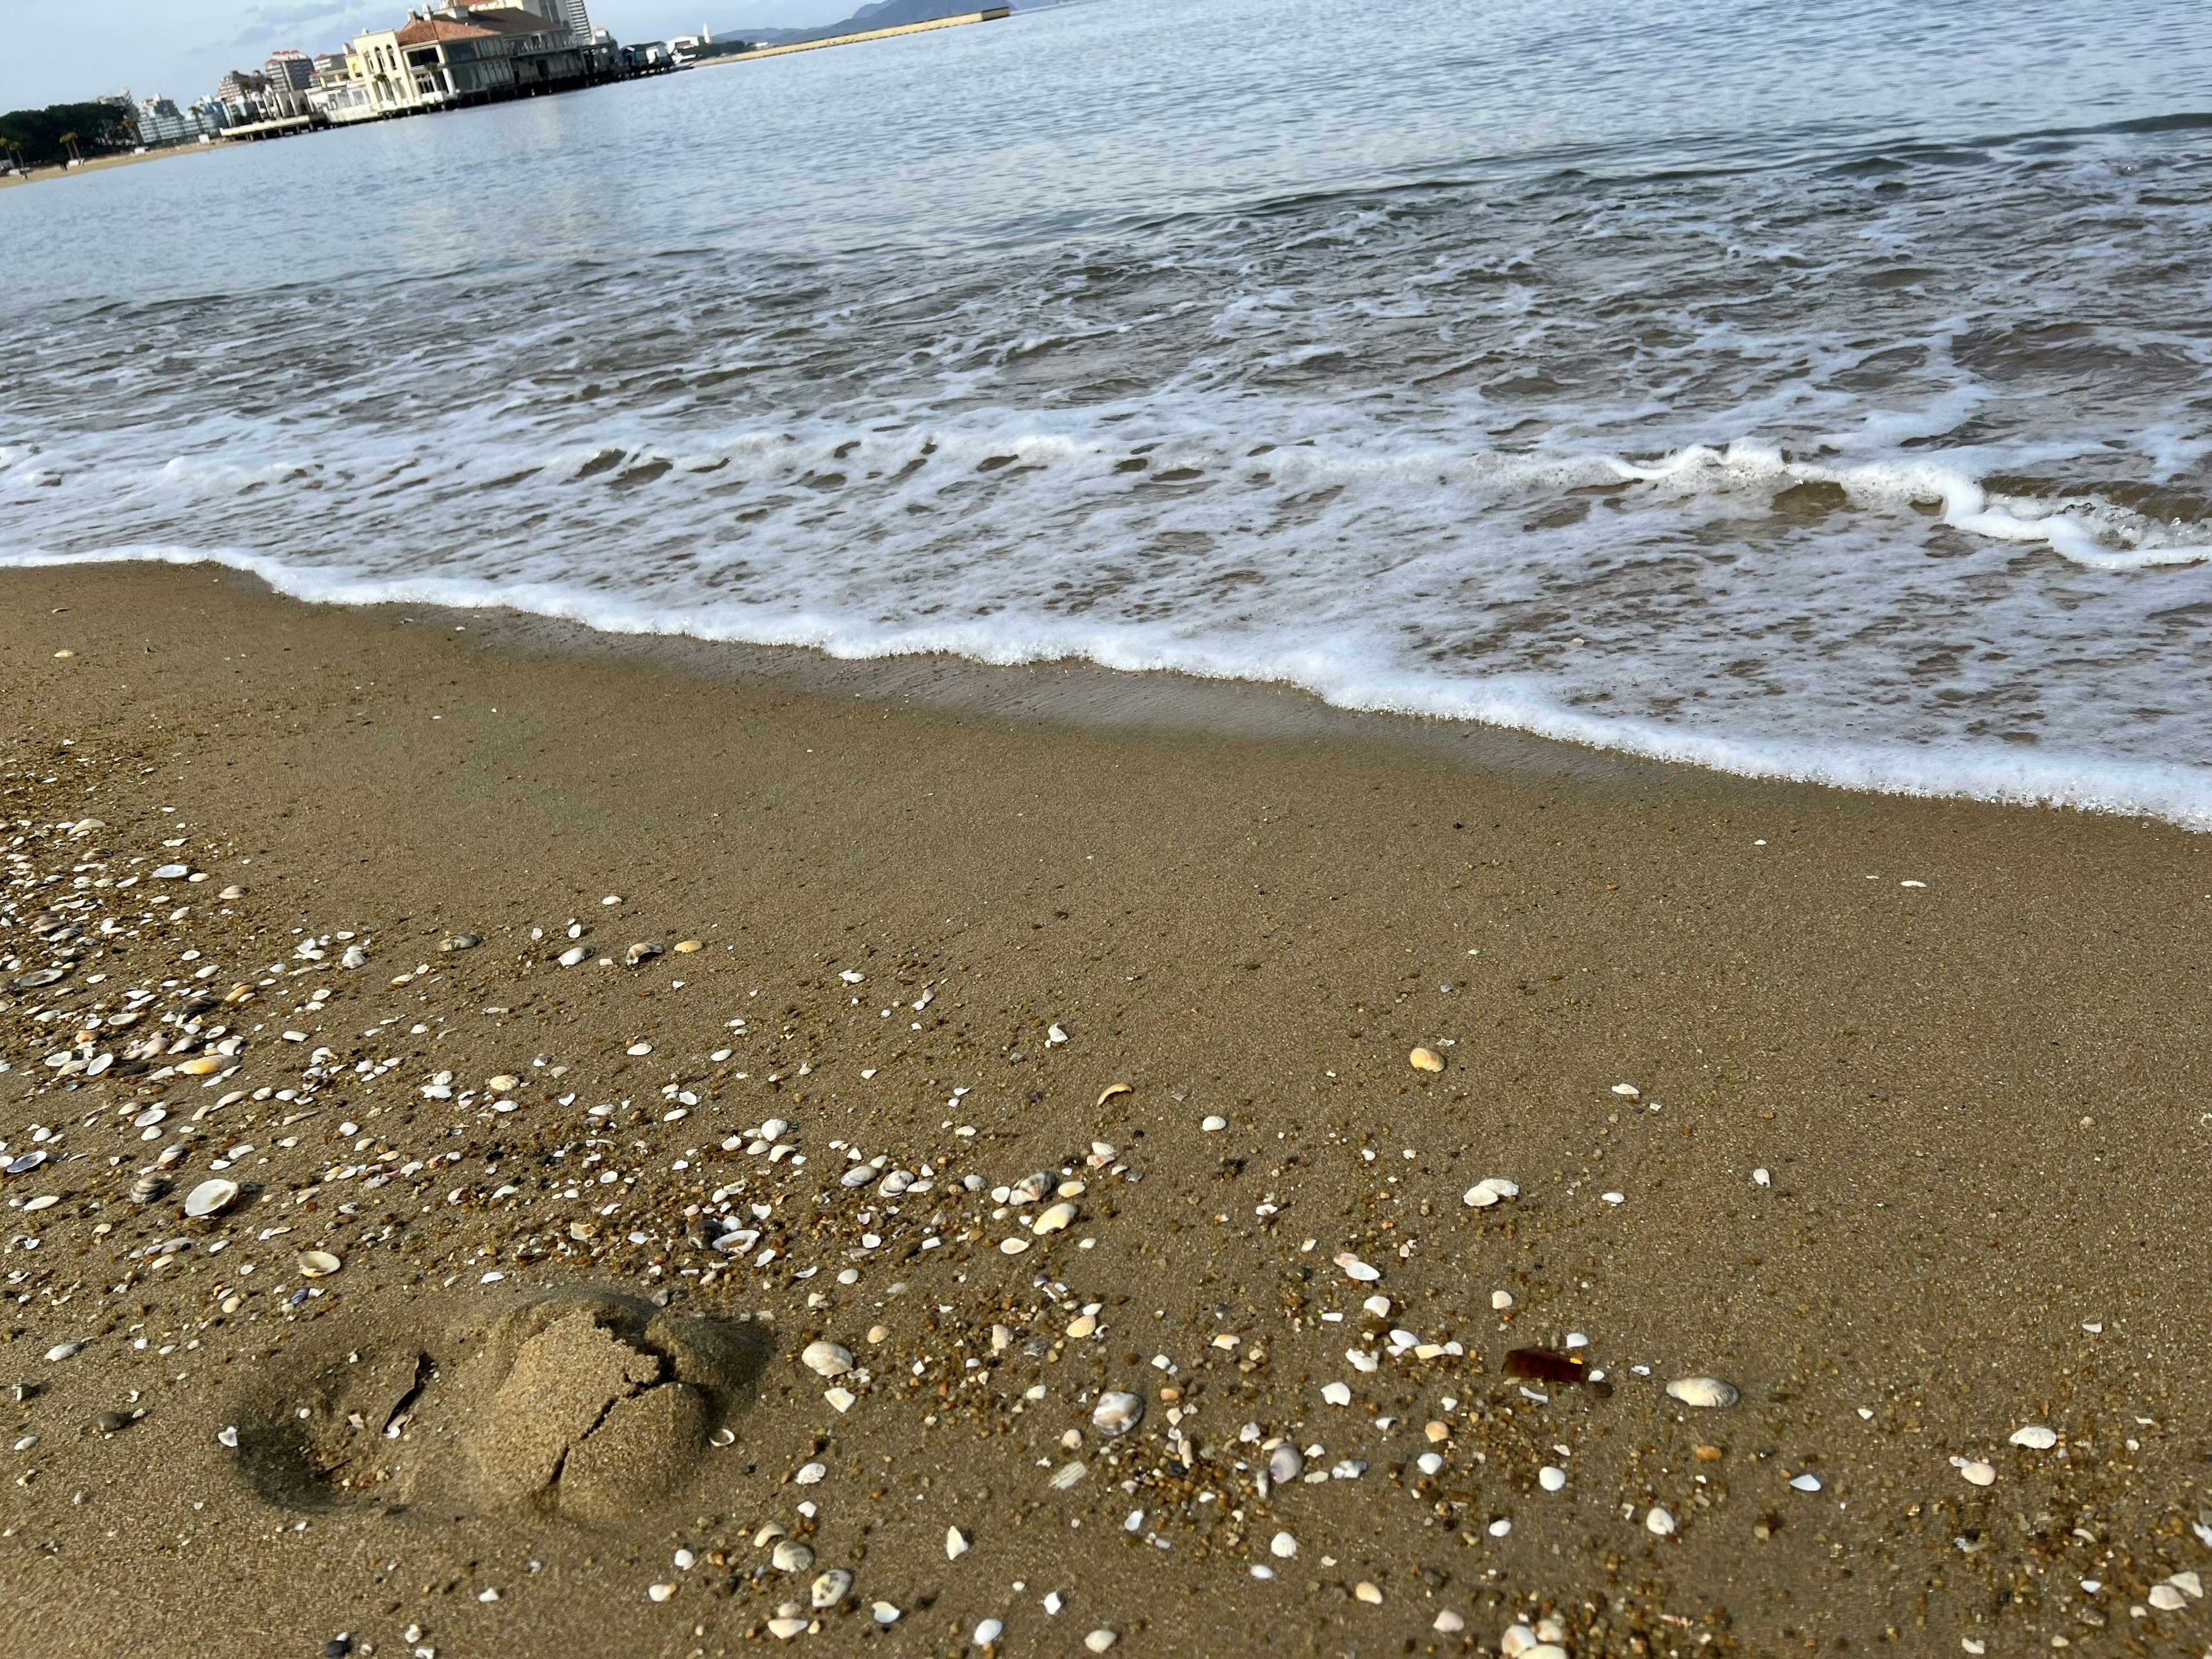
top-left (0, 712), bottom-right (2196, 1659)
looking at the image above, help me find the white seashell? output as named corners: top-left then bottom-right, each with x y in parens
top-left (44, 1341), bottom-right (86, 1362)
top-left (183, 1178), bottom-right (240, 1218)
top-left (1408, 1047), bottom-right (1444, 1073)
top-left (558, 946), bottom-right (590, 967)
top-left (625, 941), bottom-right (664, 967)
top-left (1665, 1376), bottom-right (1740, 1409)
top-left (1501, 1625), bottom-right (1539, 1658)
top-left (2166, 1570), bottom-right (2202, 1599)
top-left (1433, 1611), bottom-right (1465, 1634)
top-left (839, 1165), bottom-right (875, 1188)
top-left (1463, 1177), bottom-right (1519, 1207)
top-left (1345, 1348), bottom-right (1379, 1373)
top-left (1049, 1460), bottom-right (1088, 1490)
top-left (824, 1387), bottom-right (855, 1413)
top-left (218, 885), bottom-right (248, 900)
top-left (810, 1569), bottom-right (852, 1608)
top-left (1491, 1290), bottom-right (1514, 1310)
top-left (801, 1341), bottom-right (854, 1377)
top-left (1334, 1251), bottom-right (1381, 1282)
top-left (1201, 1115), bottom-right (1227, 1131)
top-left (152, 863), bottom-right (189, 879)
top-left (999, 1237), bottom-right (1030, 1255)
top-left (1789, 1472), bottom-right (1822, 1493)
top-left (793, 1461), bottom-right (827, 1485)
top-left (1321, 1381), bottom-right (1353, 1406)
top-left (297, 1251), bottom-right (343, 1278)
top-left (1011, 1171), bottom-right (1051, 1203)
top-left (880, 1170), bottom-right (912, 1196)
top-left (340, 945), bottom-right (367, 969)
top-left (1066, 1314), bottom-right (1097, 1339)
top-left (2008, 1425), bottom-right (2057, 1449)
top-left (1268, 1445), bottom-right (1303, 1482)
top-left (1084, 1630), bottom-right (1118, 1653)
top-left (766, 1616), bottom-right (807, 1640)
top-left (1612, 1082), bottom-right (1641, 1098)
top-left (761, 1117), bottom-right (790, 1141)
top-left (2148, 1584), bottom-right (2185, 1612)
top-left (1956, 1459), bottom-right (1996, 1487)
top-left (771, 1540), bottom-right (815, 1573)
top-left (1032, 1202), bottom-right (1077, 1234)
top-left (1645, 1506), bottom-right (1676, 1536)
top-left (1269, 1529), bottom-right (1298, 1558)
top-left (1539, 1465), bottom-right (1566, 1491)
top-left (945, 1526), bottom-right (970, 1560)
top-left (1047, 1024), bottom-right (1067, 1044)
top-left (1092, 1391), bottom-right (1145, 1438)
top-left (176, 1055), bottom-right (224, 1075)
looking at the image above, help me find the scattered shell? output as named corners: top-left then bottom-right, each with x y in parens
top-left (793, 1462), bottom-right (827, 1485)
top-left (945, 1526), bottom-right (970, 1560)
top-left (1956, 1459), bottom-right (1997, 1487)
top-left (1270, 1529), bottom-right (1298, 1559)
top-left (1092, 1391), bottom-right (1146, 1438)
top-left (151, 863), bottom-right (190, 880)
top-left (999, 1237), bottom-right (1031, 1256)
top-left (1032, 1202), bottom-right (1077, 1235)
top-left (626, 1041), bottom-right (652, 1055)
top-left (218, 885), bottom-right (248, 900)
top-left (1201, 1114), bottom-right (1227, 1132)
top-left (801, 1341), bottom-right (854, 1378)
top-left (810, 1569), bottom-right (852, 1608)
top-left (1463, 1177), bottom-right (1520, 1208)
top-left (44, 1342), bottom-right (86, 1362)
top-left (871, 1603), bottom-right (900, 1626)
top-left (1491, 1290), bottom-right (1515, 1310)
top-left (22, 1195), bottom-right (58, 1213)
top-left (1066, 1315), bottom-right (1097, 1339)
top-left (1665, 1376), bottom-right (1740, 1409)
top-left (1096, 1082), bottom-right (1133, 1108)
top-left (1645, 1506), bottom-right (1676, 1536)
top-left (175, 1056), bottom-right (224, 1076)
top-left (1049, 1461), bottom-right (1088, 1490)
top-left (673, 939), bottom-right (703, 953)
top-left (12, 968), bottom-right (67, 990)
top-left (1408, 1047), bottom-right (1445, 1073)
top-left (766, 1616), bottom-right (807, 1641)
top-left (824, 1387), bottom-right (855, 1414)
top-left (1611, 1083), bottom-right (1641, 1098)
top-left (217, 1425), bottom-right (240, 1448)
top-left (1268, 1445), bottom-right (1303, 1483)
top-left (298, 1251), bottom-right (342, 1278)
top-left (771, 1540), bottom-right (815, 1573)
top-left (1539, 1465), bottom-right (1567, 1491)
top-left (129, 1172), bottom-right (171, 1203)
top-left (439, 933), bottom-right (482, 952)
top-left (1085, 1631), bottom-right (1118, 1654)
top-left (973, 1619), bottom-right (1004, 1645)
top-left (1789, 1472), bottom-right (1823, 1493)
top-left (1434, 1610), bottom-right (1466, 1634)
top-left (625, 941), bottom-right (664, 967)
top-left (558, 946), bottom-right (591, 967)
top-left (1354, 1582), bottom-right (1382, 1605)
top-left (183, 1178), bottom-right (240, 1218)
top-left (1321, 1381), bottom-right (1353, 1406)
top-left (2008, 1425), bottom-right (2058, 1450)
top-left (340, 945), bottom-right (368, 969)
top-left (647, 1583), bottom-right (675, 1603)
top-left (1334, 1251), bottom-right (1381, 1282)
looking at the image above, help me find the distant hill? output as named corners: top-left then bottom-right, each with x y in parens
top-left (716, 0), bottom-right (1015, 46)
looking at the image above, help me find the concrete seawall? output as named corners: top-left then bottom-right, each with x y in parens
top-left (704, 7), bottom-right (1011, 64)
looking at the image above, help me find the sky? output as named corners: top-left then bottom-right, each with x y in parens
top-left (0, 0), bottom-right (859, 112)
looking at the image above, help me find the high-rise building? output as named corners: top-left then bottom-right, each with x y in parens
top-left (263, 49), bottom-right (315, 118)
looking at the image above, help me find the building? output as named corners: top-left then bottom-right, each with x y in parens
top-left (215, 68), bottom-right (269, 123)
top-left (330, 3), bottom-right (619, 123)
top-left (262, 49), bottom-right (316, 118)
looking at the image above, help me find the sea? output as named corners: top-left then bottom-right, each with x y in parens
top-left (4, 0), bottom-right (2210, 825)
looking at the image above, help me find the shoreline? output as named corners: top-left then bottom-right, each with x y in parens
top-left (1, 560), bottom-right (2205, 1656)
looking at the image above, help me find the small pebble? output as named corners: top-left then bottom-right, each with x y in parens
top-left (1084, 1632), bottom-right (1117, 1654)
top-left (647, 1583), bottom-right (675, 1602)
top-left (1354, 1582), bottom-right (1382, 1605)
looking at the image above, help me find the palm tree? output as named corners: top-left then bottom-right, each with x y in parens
top-left (58, 129), bottom-right (82, 166)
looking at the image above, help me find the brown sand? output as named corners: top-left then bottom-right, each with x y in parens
top-left (1, 561), bottom-right (2206, 1657)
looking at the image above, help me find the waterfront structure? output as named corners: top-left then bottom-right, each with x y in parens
top-left (262, 50), bottom-right (316, 118)
top-left (130, 94), bottom-right (225, 145)
top-left (330, 2), bottom-right (619, 124)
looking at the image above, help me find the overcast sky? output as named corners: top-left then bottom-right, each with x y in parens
top-left (0, 0), bottom-right (858, 112)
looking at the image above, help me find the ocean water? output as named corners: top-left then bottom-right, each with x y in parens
top-left (4, 0), bottom-right (2211, 824)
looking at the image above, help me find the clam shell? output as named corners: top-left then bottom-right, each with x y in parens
top-left (1092, 1391), bottom-right (1145, 1438)
top-left (176, 1056), bottom-right (224, 1075)
top-left (183, 1178), bottom-right (239, 1218)
top-left (1664, 1376), bottom-right (1740, 1409)
top-left (1032, 1202), bottom-right (1078, 1235)
top-left (801, 1340), bottom-right (854, 1378)
top-left (2008, 1425), bottom-right (2058, 1450)
top-left (12, 968), bottom-right (67, 990)
top-left (771, 1540), bottom-right (815, 1573)
top-left (438, 933), bottom-right (482, 952)
top-left (297, 1250), bottom-right (342, 1278)
top-left (809, 1569), bottom-right (852, 1609)
top-left (673, 939), bottom-right (703, 953)
top-left (1408, 1047), bottom-right (1445, 1073)
top-left (557, 946), bottom-right (591, 967)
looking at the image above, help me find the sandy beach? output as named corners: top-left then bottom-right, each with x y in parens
top-left (1, 560), bottom-right (2206, 1658)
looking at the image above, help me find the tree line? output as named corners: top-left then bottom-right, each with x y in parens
top-left (0, 99), bottom-right (139, 171)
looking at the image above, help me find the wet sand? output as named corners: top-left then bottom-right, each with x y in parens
top-left (1, 561), bottom-right (2206, 1658)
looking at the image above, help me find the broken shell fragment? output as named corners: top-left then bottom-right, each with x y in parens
top-left (1664, 1377), bottom-right (1740, 1409)
top-left (2008, 1425), bottom-right (2058, 1450)
top-left (945, 1526), bottom-right (970, 1560)
top-left (1333, 1251), bottom-right (1381, 1282)
top-left (1463, 1177), bottom-right (1520, 1208)
top-left (1032, 1202), bottom-right (1078, 1235)
top-left (558, 946), bottom-right (592, 967)
top-left (1092, 1391), bottom-right (1145, 1438)
top-left (183, 1178), bottom-right (240, 1218)
top-left (624, 941), bottom-right (665, 967)
top-left (1096, 1082), bottom-right (1133, 1108)
top-left (801, 1341), bottom-right (854, 1378)
top-left (1408, 1047), bottom-right (1445, 1073)
top-left (439, 933), bottom-right (482, 952)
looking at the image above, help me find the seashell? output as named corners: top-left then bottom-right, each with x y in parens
top-left (793, 1461), bottom-right (826, 1486)
top-left (1010, 1171), bottom-right (1051, 1203)
top-left (558, 945), bottom-right (591, 967)
top-left (11, 968), bottom-right (67, 990)
top-left (1032, 1202), bottom-right (1077, 1235)
top-left (22, 1195), bottom-right (58, 1213)
top-left (1664, 1376), bottom-right (1740, 1409)
top-left (1645, 1507), bottom-right (1676, 1536)
top-left (624, 941), bottom-right (664, 967)
top-left (183, 1178), bottom-right (240, 1218)
top-left (1092, 1391), bottom-right (1145, 1438)
top-left (1201, 1115), bottom-right (1227, 1132)
top-left (176, 1055), bottom-right (224, 1076)
top-left (1268, 1445), bottom-right (1302, 1483)
top-left (673, 939), bottom-right (703, 953)
top-left (1789, 1472), bottom-right (1822, 1492)
top-left (45, 1341), bottom-right (86, 1362)
top-left (340, 946), bottom-right (367, 969)
top-left (129, 1172), bottom-right (171, 1203)
top-left (839, 1164), bottom-right (876, 1188)
top-left (7, 1150), bottom-right (48, 1175)
top-left (2008, 1425), bottom-right (2057, 1449)
top-left (1611, 1082), bottom-right (1641, 1098)
top-left (1408, 1047), bottom-right (1445, 1073)
top-left (824, 1387), bottom-right (855, 1414)
top-left (879, 1169), bottom-right (912, 1196)
top-left (298, 1250), bottom-right (342, 1278)
top-left (152, 863), bottom-right (189, 880)
top-left (1463, 1177), bottom-right (1520, 1208)
top-left (1333, 1251), bottom-right (1381, 1282)
top-left (1955, 1458), bottom-right (1996, 1487)
top-left (2150, 1584), bottom-right (2187, 1612)
top-left (438, 933), bottom-right (481, 952)
top-left (1066, 1315), bottom-right (1097, 1339)
top-left (999, 1237), bottom-right (1030, 1255)
top-left (218, 885), bottom-right (248, 900)
top-left (945, 1526), bottom-right (970, 1561)
top-left (809, 1569), bottom-right (851, 1609)
top-left (1056, 1179), bottom-right (1085, 1198)
top-left (770, 1540), bottom-right (815, 1573)
top-left (487, 1073), bottom-right (520, 1092)
top-left (1096, 1082), bottom-right (1133, 1108)
top-left (801, 1340), bottom-right (854, 1377)
top-left (760, 1117), bottom-right (789, 1141)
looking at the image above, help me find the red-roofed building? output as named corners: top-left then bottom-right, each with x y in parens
top-left (329, 3), bottom-right (616, 123)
